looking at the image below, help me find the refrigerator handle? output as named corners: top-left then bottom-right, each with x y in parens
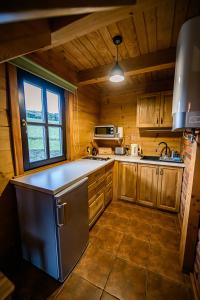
top-left (57, 203), bottom-right (67, 227)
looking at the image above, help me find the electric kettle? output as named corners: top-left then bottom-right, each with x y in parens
top-left (130, 144), bottom-right (140, 157)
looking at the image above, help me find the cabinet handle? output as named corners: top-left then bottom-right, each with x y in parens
top-left (156, 117), bottom-right (159, 124)
top-left (161, 117), bottom-right (163, 124)
top-left (156, 168), bottom-right (159, 175)
top-left (160, 169), bottom-right (163, 175)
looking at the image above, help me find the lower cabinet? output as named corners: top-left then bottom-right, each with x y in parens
top-left (88, 163), bottom-right (113, 227)
top-left (137, 164), bottom-right (158, 207)
top-left (119, 162), bottom-right (137, 202)
top-left (157, 166), bottom-right (183, 212)
top-left (118, 162), bottom-right (183, 212)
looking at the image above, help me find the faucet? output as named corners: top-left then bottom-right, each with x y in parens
top-left (157, 142), bottom-right (171, 157)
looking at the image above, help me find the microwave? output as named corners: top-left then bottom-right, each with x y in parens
top-left (94, 125), bottom-right (123, 138)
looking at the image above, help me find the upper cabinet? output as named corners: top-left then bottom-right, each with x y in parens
top-left (136, 91), bottom-right (173, 128)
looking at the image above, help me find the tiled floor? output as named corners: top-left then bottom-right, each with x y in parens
top-left (10, 201), bottom-right (194, 300)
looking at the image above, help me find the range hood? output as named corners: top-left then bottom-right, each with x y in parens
top-left (172, 16), bottom-right (200, 131)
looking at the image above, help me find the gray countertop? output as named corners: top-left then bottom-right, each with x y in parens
top-left (11, 155), bottom-right (185, 195)
top-left (11, 159), bottom-right (115, 195)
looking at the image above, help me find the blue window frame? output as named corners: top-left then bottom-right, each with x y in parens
top-left (17, 69), bottom-right (66, 171)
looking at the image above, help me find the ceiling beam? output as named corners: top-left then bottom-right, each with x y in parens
top-left (0, 1), bottom-right (136, 24)
top-left (45, 6), bottom-right (135, 49)
top-left (0, 20), bottom-right (51, 63)
top-left (78, 48), bottom-right (176, 86)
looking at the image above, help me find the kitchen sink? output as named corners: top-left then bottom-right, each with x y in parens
top-left (82, 156), bottom-right (111, 161)
top-left (141, 155), bottom-right (183, 163)
top-left (141, 156), bottom-right (160, 161)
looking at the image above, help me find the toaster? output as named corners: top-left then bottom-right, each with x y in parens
top-left (115, 147), bottom-right (126, 155)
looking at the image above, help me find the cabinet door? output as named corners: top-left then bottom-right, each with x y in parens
top-left (119, 162), bottom-right (137, 202)
top-left (136, 93), bottom-right (160, 127)
top-left (157, 167), bottom-right (183, 212)
top-left (160, 91), bottom-right (173, 127)
top-left (137, 164), bottom-right (158, 207)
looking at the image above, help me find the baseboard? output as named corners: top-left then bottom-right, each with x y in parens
top-left (190, 273), bottom-right (200, 300)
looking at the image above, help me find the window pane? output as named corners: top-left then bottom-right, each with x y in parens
top-left (47, 91), bottom-right (61, 124)
top-left (48, 127), bottom-right (63, 158)
top-left (24, 82), bottom-right (44, 123)
top-left (27, 125), bottom-right (47, 162)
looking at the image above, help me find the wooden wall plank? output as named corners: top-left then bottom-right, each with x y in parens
top-left (6, 64), bottom-right (24, 176)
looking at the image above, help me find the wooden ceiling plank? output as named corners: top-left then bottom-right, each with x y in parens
top-left (78, 48), bottom-right (176, 85)
top-left (157, 0), bottom-right (175, 50)
top-left (64, 42), bottom-right (92, 70)
top-left (107, 23), bottom-right (129, 60)
top-left (86, 31), bottom-right (114, 65)
top-left (50, 6), bottom-right (135, 48)
top-left (0, 20), bottom-right (51, 62)
top-left (133, 10), bottom-right (149, 55)
top-left (117, 17), bottom-right (140, 58)
top-left (98, 27), bottom-right (117, 59)
top-left (70, 39), bottom-right (99, 68)
top-left (78, 35), bottom-right (105, 66)
top-left (0, 1), bottom-right (136, 24)
top-left (144, 6), bottom-right (157, 52)
top-left (171, 0), bottom-right (189, 46)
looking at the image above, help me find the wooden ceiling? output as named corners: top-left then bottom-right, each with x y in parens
top-left (37, 0), bottom-right (199, 93)
top-left (1, 0), bottom-right (200, 94)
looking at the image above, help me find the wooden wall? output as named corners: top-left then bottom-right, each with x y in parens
top-left (70, 87), bottom-right (100, 160)
top-left (99, 90), bottom-right (181, 155)
top-left (0, 64), bottom-right (20, 268)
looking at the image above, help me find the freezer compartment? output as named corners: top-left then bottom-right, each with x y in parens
top-left (55, 177), bottom-right (89, 282)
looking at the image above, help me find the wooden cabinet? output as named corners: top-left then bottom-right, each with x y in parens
top-left (157, 166), bottom-right (183, 212)
top-left (160, 91), bottom-right (173, 127)
top-left (118, 162), bottom-right (137, 202)
top-left (137, 164), bottom-right (158, 207)
top-left (117, 161), bottom-right (183, 212)
top-left (88, 163), bottom-right (113, 227)
top-left (136, 91), bottom-right (173, 128)
top-left (136, 93), bottom-right (160, 127)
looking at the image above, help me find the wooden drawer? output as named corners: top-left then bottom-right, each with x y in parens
top-left (105, 162), bottom-right (114, 173)
top-left (88, 174), bottom-right (106, 200)
top-left (88, 167), bottom-right (105, 185)
top-left (105, 182), bottom-right (113, 206)
top-left (106, 172), bottom-right (113, 185)
top-left (89, 192), bottom-right (104, 224)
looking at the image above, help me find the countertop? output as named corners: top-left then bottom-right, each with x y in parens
top-left (104, 155), bottom-right (185, 168)
top-left (10, 158), bottom-right (115, 195)
top-left (11, 155), bottom-right (184, 195)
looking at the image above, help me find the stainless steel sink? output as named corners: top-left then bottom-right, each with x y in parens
top-left (141, 155), bottom-right (183, 163)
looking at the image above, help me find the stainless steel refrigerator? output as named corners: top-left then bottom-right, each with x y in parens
top-left (15, 177), bottom-right (89, 282)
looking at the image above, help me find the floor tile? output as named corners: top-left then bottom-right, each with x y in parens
top-left (96, 212), bottom-right (131, 233)
top-left (74, 243), bottom-right (115, 289)
top-left (147, 244), bottom-right (185, 283)
top-left (126, 219), bottom-right (151, 242)
top-left (151, 211), bottom-right (178, 232)
top-left (105, 258), bottom-right (147, 300)
top-left (55, 273), bottom-right (102, 300)
top-left (117, 235), bottom-right (150, 268)
top-left (101, 291), bottom-right (120, 300)
top-left (146, 271), bottom-right (194, 300)
top-left (150, 225), bottom-right (180, 251)
top-left (89, 226), bottom-right (123, 255)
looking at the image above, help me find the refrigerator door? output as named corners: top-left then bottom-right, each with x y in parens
top-left (55, 177), bottom-right (89, 282)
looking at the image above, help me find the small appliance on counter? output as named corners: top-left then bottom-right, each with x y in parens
top-left (130, 144), bottom-right (141, 157)
top-left (98, 147), bottom-right (113, 155)
top-left (114, 147), bottom-right (126, 155)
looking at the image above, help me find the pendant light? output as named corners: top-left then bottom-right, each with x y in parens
top-left (109, 35), bottom-right (124, 83)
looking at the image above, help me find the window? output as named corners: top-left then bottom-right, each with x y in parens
top-left (18, 69), bottom-right (66, 170)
